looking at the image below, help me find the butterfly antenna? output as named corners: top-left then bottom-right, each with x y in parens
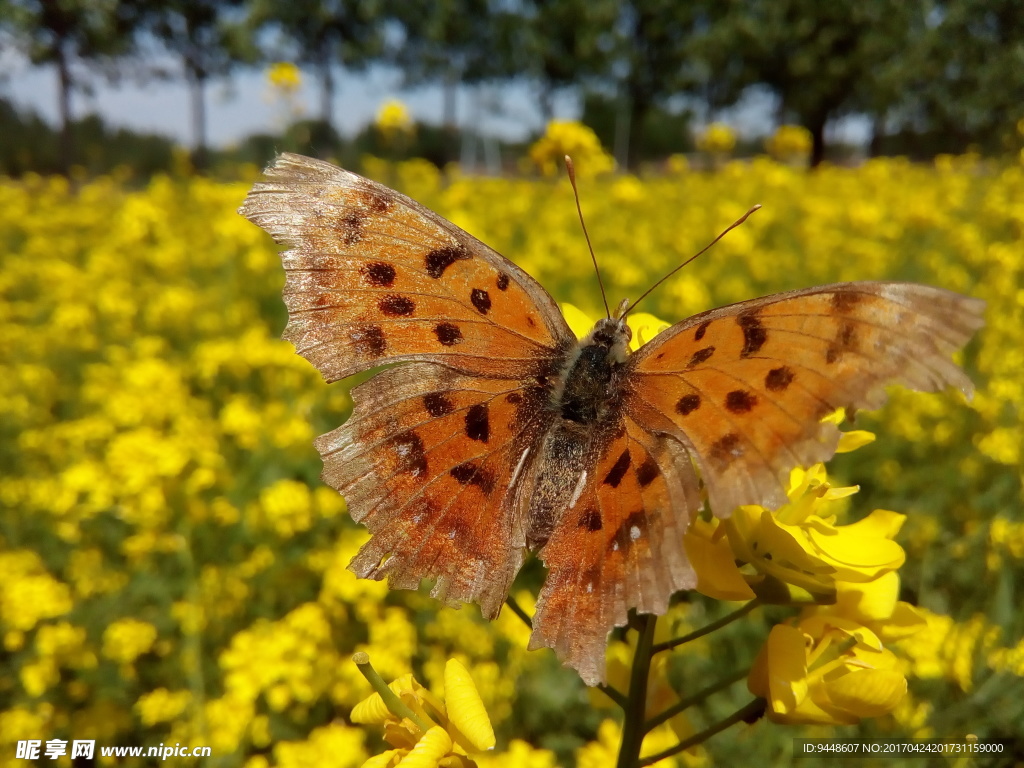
top-left (621, 204), bottom-right (762, 318)
top-left (565, 155), bottom-right (611, 319)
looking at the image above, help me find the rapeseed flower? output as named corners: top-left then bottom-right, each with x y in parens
top-left (352, 656), bottom-right (495, 768)
top-left (747, 618), bottom-right (906, 725)
top-left (528, 121), bottom-right (615, 177)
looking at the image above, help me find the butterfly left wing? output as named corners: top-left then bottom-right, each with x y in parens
top-left (529, 417), bottom-right (700, 685)
top-left (627, 282), bottom-right (984, 517)
top-left (239, 153), bottom-right (573, 381)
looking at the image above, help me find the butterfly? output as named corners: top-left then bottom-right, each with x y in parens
top-left (239, 153), bottom-right (984, 686)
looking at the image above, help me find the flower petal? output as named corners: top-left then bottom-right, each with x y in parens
top-left (561, 303), bottom-right (594, 340)
top-left (822, 669), bottom-right (907, 717)
top-left (396, 726), bottom-right (453, 768)
top-left (836, 430), bottom-right (876, 453)
top-left (444, 659), bottom-right (495, 751)
top-left (683, 526), bottom-right (755, 600)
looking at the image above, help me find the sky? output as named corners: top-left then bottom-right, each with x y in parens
top-left (2, 50), bottom-right (869, 151)
top-left (1, 50), bottom-right (579, 147)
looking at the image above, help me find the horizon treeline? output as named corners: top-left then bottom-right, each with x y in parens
top-left (1, 0), bottom-right (1022, 176)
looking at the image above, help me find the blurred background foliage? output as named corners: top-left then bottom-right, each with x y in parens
top-left (1, 1), bottom-right (1023, 766)
top-left (1, 0), bottom-right (1024, 176)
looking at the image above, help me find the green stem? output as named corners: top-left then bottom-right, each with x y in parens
top-left (616, 614), bottom-right (658, 768)
top-left (643, 667), bottom-right (750, 733)
top-left (352, 652), bottom-right (432, 733)
top-left (505, 595), bottom-right (533, 629)
top-left (638, 698), bottom-right (766, 766)
top-left (651, 599), bottom-right (760, 655)
top-left (505, 595), bottom-right (627, 708)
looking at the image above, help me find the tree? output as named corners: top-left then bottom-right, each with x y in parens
top-left (709, 0), bottom-right (924, 166)
top-left (248, 0), bottom-right (385, 136)
top-left (134, 0), bottom-right (255, 170)
top-left (917, 0), bottom-right (1024, 154)
top-left (512, 0), bottom-right (618, 124)
top-left (0, 0), bottom-right (133, 174)
top-left (392, 0), bottom-right (512, 130)
top-left (610, 1), bottom-right (716, 169)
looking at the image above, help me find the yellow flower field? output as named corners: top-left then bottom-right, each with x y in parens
top-left (0, 155), bottom-right (1021, 766)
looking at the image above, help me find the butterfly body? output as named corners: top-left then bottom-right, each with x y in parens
top-left (239, 153), bottom-right (984, 686)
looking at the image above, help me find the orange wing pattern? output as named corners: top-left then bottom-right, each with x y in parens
top-left (239, 153), bottom-right (573, 381)
top-left (530, 418), bottom-right (699, 685)
top-left (629, 282), bottom-right (985, 516)
top-left (316, 362), bottom-right (552, 620)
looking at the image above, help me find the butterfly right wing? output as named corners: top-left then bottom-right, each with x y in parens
top-left (529, 417), bottom-right (700, 685)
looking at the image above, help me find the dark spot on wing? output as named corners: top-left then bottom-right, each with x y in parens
top-left (423, 392), bottom-right (455, 417)
top-left (725, 390), bottom-right (758, 413)
top-left (604, 449), bottom-right (631, 488)
top-left (363, 262), bottom-right (396, 287)
top-left (578, 507), bottom-right (602, 532)
top-left (709, 433), bottom-right (743, 469)
top-left (694, 320), bottom-right (711, 341)
top-left (636, 455), bottom-right (659, 487)
top-left (676, 394), bottom-right (701, 416)
top-left (526, 316), bottom-right (537, 328)
top-left (765, 366), bottom-right (795, 392)
top-left (349, 324), bottom-right (386, 357)
top-left (465, 403), bottom-right (490, 442)
top-left (687, 346), bottom-right (716, 368)
top-left (434, 322), bottom-right (463, 346)
top-left (392, 431), bottom-right (427, 477)
top-left (337, 210), bottom-right (366, 245)
top-left (425, 244), bottom-right (469, 279)
top-left (830, 291), bottom-right (863, 313)
top-left (378, 294), bottom-right (415, 316)
top-left (449, 461), bottom-right (495, 494)
top-left (505, 392), bottom-right (522, 404)
top-left (362, 190), bottom-right (392, 215)
top-left (496, 273), bottom-right (510, 291)
top-left (470, 288), bottom-right (491, 315)
top-left (738, 313), bottom-right (767, 357)
top-left (826, 321), bottom-right (858, 364)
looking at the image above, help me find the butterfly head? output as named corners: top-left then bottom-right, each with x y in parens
top-left (584, 316), bottom-right (632, 365)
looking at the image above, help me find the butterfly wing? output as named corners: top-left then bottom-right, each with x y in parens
top-left (240, 154), bottom-right (575, 615)
top-left (529, 418), bottom-right (700, 685)
top-left (628, 282), bottom-right (984, 516)
top-left (239, 153), bottom-right (573, 381)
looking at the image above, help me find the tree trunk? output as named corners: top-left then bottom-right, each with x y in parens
top-left (442, 68), bottom-right (458, 131)
top-left (187, 60), bottom-right (207, 171)
top-left (808, 113), bottom-right (827, 168)
top-left (626, 97), bottom-right (650, 173)
top-left (538, 84), bottom-right (554, 126)
top-left (868, 112), bottom-right (886, 157)
top-left (56, 43), bottom-right (73, 176)
top-left (320, 45), bottom-right (334, 130)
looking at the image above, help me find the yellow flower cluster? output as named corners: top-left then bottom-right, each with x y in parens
top-left (1, 154), bottom-right (1019, 763)
top-left (267, 62), bottom-right (302, 92)
top-left (765, 124), bottom-right (812, 163)
top-left (528, 120), bottom-right (615, 177)
top-left (375, 100), bottom-right (415, 143)
top-left (696, 123), bottom-right (737, 155)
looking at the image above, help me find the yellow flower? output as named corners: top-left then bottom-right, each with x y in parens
top-left (376, 100), bottom-right (415, 140)
top-left (765, 125), bottom-right (812, 163)
top-left (561, 303), bottom-right (668, 350)
top-left (352, 658), bottom-right (495, 768)
top-left (267, 62), bottom-right (302, 92)
top-left (101, 618), bottom-right (158, 665)
top-left (696, 123), bottom-right (737, 155)
top-left (748, 618), bottom-right (907, 725)
top-left (528, 121), bottom-right (615, 177)
top-left (724, 463), bottom-right (906, 597)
